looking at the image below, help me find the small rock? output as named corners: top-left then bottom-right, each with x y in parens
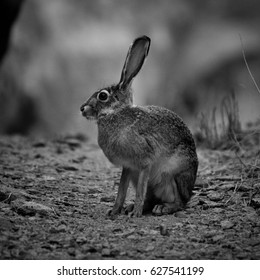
top-left (139, 228), bottom-right (158, 235)
top-left (34, 154), bottom-right (43, 159)
top-left (149, 229), bottom-right (159, 235)
top-left (76, 235), bottom-right (88, 243)
top-left (32, 141), bottom-right (46, 147)
top-left (67, 247), bottom-right (76, 256)
top-left (115, 229), bottom-right (135, 237)
top-left (250, 197), bottom-right (260, 209)
top-left (42, 175), bottom-right (56, 181)
top-left (100, 196), bottom-right (115, 203)
top-left (0, 204), bottom-right (12, 214)
top-left (56, 147), bottom-right (63, 154)
top-left (145, 245), bottom-right (155, 252)
top-left (249, 239), bottom-right (260, 246)
top-left (0, 217), bottom-right (13, 230)
top-left (71, 187), bottom-right (79, 192)
top-left (174, 211), bottom-right (187, 218)
top-left (187, 224), bottom-right (197, 230)
top-left (12, 201), bottom-right (53, 216)
top-left (160, 224), bottom-right (170, 236)
top-left (101, 248), bottom-right (111, 257)
top-left (127, 235), bottom-right (137, 240)
top-left (84, 245), bottom-right (98, 253)
top-left (194, 178), bottom-right (209, 189)
top-left (202, 200), bottom-right (224, 209)
top-left (72, 156), bottom-right (87, 164)
top-left (220, 220), bottom-right (234, 229)
top-left (204, 230), bottom-right (218, 238)
top-left (213, 208), bottom-right (224, 213)
top-left (237, 252), bottom-right (250, 259)
top-left (60, 165), bottom-right (78, 171)
top-left (175, 222), bottom-right (184, 227)
top-left (212, 235), bottom-right (225, 242)
top-left (190, 237), bottom-right (200, 242)
top-left (66, 139), bottom-right (81, 148)
top-left (87, 188), bottom-right (102, 194)
top-left (207, 192), bottom-right (224, 202)
top-left (55, 225), bottom-right (67, 233)
top-left (110, 249), bottom-right (120, 257)
top-left (201, 219), bottom-right (210, 225)
top-left (112, 227), bottom-right (123, 233)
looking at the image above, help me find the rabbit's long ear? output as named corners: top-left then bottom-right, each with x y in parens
top-left (119, 36), bottom-right (151, 90)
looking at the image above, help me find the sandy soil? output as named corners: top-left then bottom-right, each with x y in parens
top-left (0, 134), bottom-right (259, 259)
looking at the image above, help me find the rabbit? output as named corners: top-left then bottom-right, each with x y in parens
top-left (80, 35), bottom-right (198, 217)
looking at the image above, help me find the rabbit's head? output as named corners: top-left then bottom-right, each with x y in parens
top-left (80, 36), bottom-right (150, 120)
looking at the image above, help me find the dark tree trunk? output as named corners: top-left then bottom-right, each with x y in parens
top-left (0, 0), bottom-right (24, 64)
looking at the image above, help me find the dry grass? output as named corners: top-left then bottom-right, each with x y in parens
top-left (195, 91), bottom-right (242, 149)
top-left (195, 36), bottom-right (260, 150)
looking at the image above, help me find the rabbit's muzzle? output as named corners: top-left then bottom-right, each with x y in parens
top-left (80, 103), bottom-right (87, 114)
top-left (80, 104), bottom-right (88, 115)
top-left (80, 104), bottom-right (96, 119)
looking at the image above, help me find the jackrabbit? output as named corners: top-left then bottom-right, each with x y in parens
top-left (80, 36), bottom-right (198, 217)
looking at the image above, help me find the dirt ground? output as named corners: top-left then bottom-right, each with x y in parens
top-left (0, 134), bottom-right (259, 259)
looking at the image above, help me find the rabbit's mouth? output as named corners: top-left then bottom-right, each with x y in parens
top-left (80, 104), bottom-right (97, 120)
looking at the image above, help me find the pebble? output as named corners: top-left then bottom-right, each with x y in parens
top-left (212, 234), bottom-right (225, 242)
top-left (101, 248), bottom-right (111, 256)
top-left (160, 224), bottom-right (170, 236)
top-left (145, 245), bottom-right (155, 252)
top-left (12, 201), bottom-right (53, 216)
top-left (100, 196), bottom-right (115, 203)
top-left (207, 192), bottom-right (224, 201)
top-left (220, 220), bottom-right (234, 229)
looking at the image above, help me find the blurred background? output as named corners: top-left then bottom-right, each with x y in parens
top-left (1, 0), bottom-right (260, 140)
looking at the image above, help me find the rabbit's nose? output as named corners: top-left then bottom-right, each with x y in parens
top-left (80, 104), bottom-right (92, 117)
top-left (80, 104), bottom-right (88, 117)
top-left (80, 104), bottom-right (86, 112)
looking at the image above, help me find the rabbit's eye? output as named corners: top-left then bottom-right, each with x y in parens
top-left (97, 90), bottom-right (110, 102)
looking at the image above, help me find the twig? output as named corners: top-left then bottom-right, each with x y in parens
top-left (214, 176), bottom-right (241, 181)
top-left (234, 151), bottom-right (247, 168)
top-left (0, 192), bottom-right (13, 203)
top-left (239, 34), bottom-right (260, 95)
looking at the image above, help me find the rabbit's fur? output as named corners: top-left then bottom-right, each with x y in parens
top-left (81, 36), bottom-right (198, 217)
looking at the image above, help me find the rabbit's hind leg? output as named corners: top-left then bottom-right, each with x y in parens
top-left (174, 169), bottom-right (196, 204)
top-left (152, 175), bottom-right (184, 215)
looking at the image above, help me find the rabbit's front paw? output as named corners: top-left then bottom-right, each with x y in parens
top-left (128, 205), bottom-right (143, 218)
top-left (124, 203), bottom-right (134, 214)
top-left (106, 207), bottom-right (121, 218)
